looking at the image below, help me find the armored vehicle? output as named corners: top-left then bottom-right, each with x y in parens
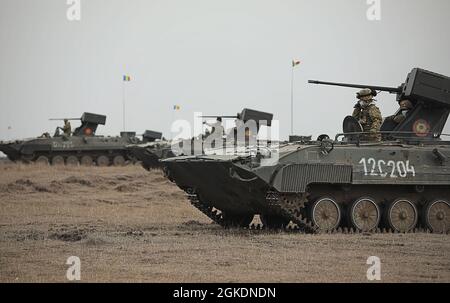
top-left (127, 131), bottom-right (175, 170)
top-left (163, 68), bottom-right (450, 233)
top-left (129, 108), bottom-right (274, 170)
top-left (176, 108), bottom-right (274, 156)
top-left (0, 112), bottom-right (148, 166)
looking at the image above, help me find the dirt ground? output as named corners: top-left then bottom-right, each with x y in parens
top-left (0, 161), bottom-right (449, 283)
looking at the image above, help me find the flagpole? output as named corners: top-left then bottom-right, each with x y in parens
top-left (290, 63), bottom-right (294, 135)
top-left (171, 107), bottom-right (174, 140)
top-left (122, 80), bottom-right (125, 131)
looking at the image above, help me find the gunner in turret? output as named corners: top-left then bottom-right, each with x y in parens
top-left (62, 119), bottom-right (72, 136)
top-left (393, 99), bottom-right (414, 124)
top-left (352, 88), bottom-right (382, 142)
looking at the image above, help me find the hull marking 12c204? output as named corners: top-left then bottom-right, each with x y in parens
top-left (359, 157), bottom-right (416, 178)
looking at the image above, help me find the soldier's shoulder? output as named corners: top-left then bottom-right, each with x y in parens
top-left (367, 104), bottom-right (381, 116)
top-left (368, 103), bottom-right (381, 112)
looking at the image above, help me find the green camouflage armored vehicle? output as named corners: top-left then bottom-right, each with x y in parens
top-left (0, 112), bottom-right (148, 166)
top-left (163, 68), bottom-right (450, 233)
top-left (128, 108), bottom-right (273, 170)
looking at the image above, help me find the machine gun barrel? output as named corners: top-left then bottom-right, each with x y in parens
top-left (49, 118), bottom-right (81, 121)
top-left (200, 115), bottom-right (237, 119)
top-left (308, 80), bottom-right (402, 94)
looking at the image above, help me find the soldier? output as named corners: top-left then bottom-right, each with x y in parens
top-left (38, 132), bottom-right (51, 138)
top-left (62, 119), bottom-right (71, 136)
top-left (393, 99), bottom-right (413, 124)
top-left (224, 113), bottom-right (243, 145)
top-left (203, 117), bottom-right (224, 149)
top-left (352, 88), bottom-right (382, 142)
top-left (203, 117), bottom-right (224, 137)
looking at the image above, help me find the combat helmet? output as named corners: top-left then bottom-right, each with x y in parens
top-left (356, 88), bottom-right (377, 99)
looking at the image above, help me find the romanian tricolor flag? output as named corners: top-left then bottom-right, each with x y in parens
top-left (173, 105), bottom-right (181, 110)
top-left (123, 75), bottom-right (131, 81)
top-left (292, 60), bottom-right (301, 67)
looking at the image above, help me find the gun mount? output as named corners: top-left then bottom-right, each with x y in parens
top-left (50, 112), bottom-right (106, 136)
top-left (309, 68), bottom-right (450, 140)
top-left (73, 112), bottom-right (106, 136)
top-left (309, 68), bottom-right (450, 105)
top-left (201, 108), bottom-right (273, 127)
top-left (308, 80), bottom-right (401, 95)
top-left (142, 130), bottom-right (163, 143)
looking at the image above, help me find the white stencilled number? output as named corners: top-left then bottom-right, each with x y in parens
top-left (397, 161), bottom-right (407, 178)
top-left (406, 160), bottom-right (416, 177)
top-left (377, 160), bottom-right (387, 177)
top-left (387, 160), bottom-right (397, 178)
top-left (359, 158), bottom-right (368, 176)
top-left (368, 158), bottom-right (377, 176)
top-left (359, 158), bottom-right (415, 179)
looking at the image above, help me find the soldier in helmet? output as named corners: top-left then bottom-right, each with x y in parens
top-left (352, 88), bottom-right (382, 142)
top-left (203, 117), bottom-right (224, 137)
top-left (203, 117), bottom-right (224, 149)
top-left (393, 99), bottom-right (413, 124)
top-left (62, 119), bottom-right (72, 136)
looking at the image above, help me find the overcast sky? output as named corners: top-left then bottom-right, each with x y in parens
top-left (1, 0), bottom-right (449, 148)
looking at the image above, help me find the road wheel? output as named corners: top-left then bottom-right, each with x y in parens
top-left (66, 156), bottom-right (79, 166)
top-left (35, 156), bottom-right (49, 166)
top-left (349, 197), bottom-right (381, 232)
top-left (423, 199), bottom-right (449, 233)
top-left (260, 214), bottom-right (290, 229)
top-left (386, 198), bottom-right (418, 232)
top-left (311, 197), bottom-right (341, 232)
top-left (80, 155), bottom-right (93, 166)
top-left (113, 155), bottom-right (125, 166)
top-left (52, 155), bottom-right (65, 166)
top-left (96, 155), bottom-right (110, 167)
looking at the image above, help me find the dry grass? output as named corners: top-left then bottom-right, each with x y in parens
top-left (0, 162), bottom-right (449, 282)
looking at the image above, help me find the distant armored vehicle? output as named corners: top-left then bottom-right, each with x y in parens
top-left (175, 108), bottom-right (273, 156)
top-left (0, 112), bottom-right (151, 166)
top-left (129, 108), bottom-right (273, 170)
top-left (163, 68), bottom-right (450, 233)
top-left (127, 131), bottom-right (175, 170)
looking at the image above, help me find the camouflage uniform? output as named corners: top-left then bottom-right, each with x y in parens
top-left (62, 120), bottom-right (71, 136)
top-left (352, 89), bottom-right (382, 142)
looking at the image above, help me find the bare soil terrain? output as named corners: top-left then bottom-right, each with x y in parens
top-left (0, 162), bottom-right (449, 282)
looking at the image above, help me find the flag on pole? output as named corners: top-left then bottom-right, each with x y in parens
top-left (173, 105), bottom-right (181, 110)
top-left (292, 60), bottom-right (301, 67)
top-left (123, 75), bottom-right (131, 81)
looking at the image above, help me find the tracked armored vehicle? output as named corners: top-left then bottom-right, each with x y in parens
top-left (163, 68), bottom-right (450, 233)
top-left (0, 112), bottom-right (148, 166)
